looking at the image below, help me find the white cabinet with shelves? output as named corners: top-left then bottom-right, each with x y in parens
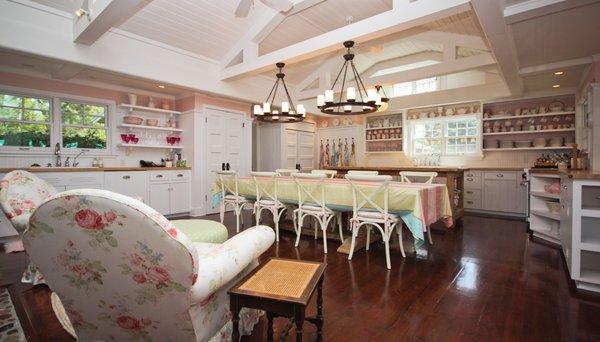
top-left (364, 112), bottom-right (403, 153)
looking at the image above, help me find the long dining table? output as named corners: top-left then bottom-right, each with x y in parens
top-left (213, 176), bottom-right (454, 248)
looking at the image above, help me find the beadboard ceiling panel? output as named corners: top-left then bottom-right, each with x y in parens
top-left (118, 0), bottom-right (262, 60)
top-left (422, 11), bottom-right (484, 37)
top-left (30, 0), bottom-right (76, 13)
top-left (522, 64), bottom-right (586, 93)
top-left (510, 2), bottom-right (600, 67)
top-left (260, 0), bottom-right (392, 54)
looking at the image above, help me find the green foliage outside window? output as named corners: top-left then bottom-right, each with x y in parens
top-left (61, 101), bottom-right (108, 149)
top-left (0, 94), bottom-right (51, 147)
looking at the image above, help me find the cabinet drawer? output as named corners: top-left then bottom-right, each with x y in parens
top-left (464, 171), bottom-right (481, 178)
top-left (464, 197), bottom-right (482, 209)
top-left (149, 171), bottom-right (170, 182)
top-left (464, 176), bottom-right (482, 189)
top-left (464, 189), bottom-right (481, 200)
top-left (484, 172), bottom-right (517, 180)
top-left (65, 173), bottom-right (104, 186)
top-left (170, 170), bottom-right (190, 182)
top-left (104, 172), bottom-right (148, 200)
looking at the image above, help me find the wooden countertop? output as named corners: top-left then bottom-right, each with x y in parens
top-left (468, 167), bottom-right (526, 171)
top-left (528, 169), bottom-right (600, 180)
top-left (326, 166), bottom-right (466, 172)
top-left (0, 166), bottom-right (192, 173)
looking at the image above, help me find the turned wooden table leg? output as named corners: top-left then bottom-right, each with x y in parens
top-left (230, 296), bottom-right (240, 342)
top-left (295, 306), bottom-right (305, 342)
top-left (316, 278), bottom-right (324, 342)
top-left (267, 312), bottom-right (274, 342)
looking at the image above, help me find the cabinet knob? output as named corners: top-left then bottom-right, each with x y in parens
top-left (156, 175), bottom-right (163, 178)
top-left (122, 175), bottom-right (131, 180)
top-left (467, 201), bottom-right (473, 204)
top-left (467, 178), bottom-right (473, 181)
top-left (177, 174), bottom-right (183, 177)
top-left (496, 174), bottom-right (504, 178)
top-left (466, 191), bottom-right (473, 194)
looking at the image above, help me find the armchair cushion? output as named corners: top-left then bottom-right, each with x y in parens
top-left (171, 219), bottom-right (229, 244)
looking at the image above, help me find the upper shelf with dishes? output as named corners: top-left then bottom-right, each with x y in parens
top-left (405, 101), bottom-right (482, 120)
top-left (364, 112), bottom-right (403, 153)
top-left (482, 95), bottom-right (575, 151)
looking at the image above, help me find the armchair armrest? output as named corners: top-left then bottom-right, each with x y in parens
top-left (189, 225), bottom-right (275, 304)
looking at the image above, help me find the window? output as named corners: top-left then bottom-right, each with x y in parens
top-left (0, 90), bottom-right (111, 154)
top-left (61, 100), bottom-right (108, 149)
top-left (0, 93), bottom-right (51, 148)
top-left (409, 115), bottom-right (480, 156)
top-left (392, 77), bottom-right (438, 97)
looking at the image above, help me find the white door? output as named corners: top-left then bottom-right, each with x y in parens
top-left (204, 108), bottom-right (250, 214)
top-left (284, 129), bottom-right (298, 169)
top-left (297, 131), bottom-right (315, 170)
top-left (170, 182), bottom-right (191, 214)
top-left (149, 183), bottom-right (171, 215)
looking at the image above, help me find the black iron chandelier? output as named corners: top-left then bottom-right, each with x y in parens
top-left (317, 41), bottom-right (388, 115)
top-left (253, 62), bottom-right (305, 122)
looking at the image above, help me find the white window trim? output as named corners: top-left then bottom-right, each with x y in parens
top-left (406, 113), bottom-right (483, 158)
top-left (392, 77), bottom-right (441, 98)
top-left (0, 85), bottom-right (116, 156)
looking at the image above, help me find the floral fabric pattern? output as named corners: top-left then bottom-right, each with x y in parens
top-left (23, 189), bottom-right (275, 341)
top-left (0, 170), bottom-right (57, 286)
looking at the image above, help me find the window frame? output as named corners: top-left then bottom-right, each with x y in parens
top-left (0, 86), bottom-right (115, 156)
top-left (406, 113), bottom-right (482, 157)
top-left (59, 98), bottom-right (110, 153)
top-left (392, 77), bottom-right (440, 98)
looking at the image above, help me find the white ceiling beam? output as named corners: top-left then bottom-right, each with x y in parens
top-left (470, 0), bottom-right (524, 96)
top-left (73, 0), bottom-right (150, 45)
top-left (519, 57), bottom-right (593, 75)
top-left (362, 51), bottom-right (444, 78)
top-left (503, 0), bottom-right (600, 24)
top-left (50, 63), bottom-right (86, 80)
top-left (222, 0), bottom-right (326, 69)
top-left (221, 0), bottom-right (472, 80)
top-left (364, 53), bottom-right (496, 87)
top-left (261, 0), bottom-right (293, 12)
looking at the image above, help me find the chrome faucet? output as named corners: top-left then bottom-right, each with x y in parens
top-left (64, 157), bottom-right (70, 167)
top-left (72, 150), bottom-right (84, 167)
top-left (54, 143), bottom-right (61, 167)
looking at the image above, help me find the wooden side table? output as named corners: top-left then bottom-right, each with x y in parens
top-left (229, 258), bottom-right (326, 341)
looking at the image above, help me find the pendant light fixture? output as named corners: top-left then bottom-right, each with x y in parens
top-left (252, 62), bottom-right (305, 123)
top-left (317, 41), bottom-right (383, 115)
top-left (375, 85), bottom-right (389, 112)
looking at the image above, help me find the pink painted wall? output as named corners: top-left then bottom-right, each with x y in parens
top-left (0, 71), bottom-right (175, 108)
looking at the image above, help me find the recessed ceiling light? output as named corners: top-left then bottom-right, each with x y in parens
top-left (554, 71), bottom-right (564, 75)
top-left (157, 85), bottom-right (165, 88)
top-left (553, 84), bottom-right (560, 88)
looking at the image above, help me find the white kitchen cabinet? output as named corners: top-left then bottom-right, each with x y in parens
top-left (147, 170), bottom-right (191, 215)
top-left (149, 183), bottom-right (171, 214)
top-left (258, 121), bottom-right (316, 171)
top-left (104, 172), bottom-right (148, 201)
top-left (464, 170), bottom-right (527, 216)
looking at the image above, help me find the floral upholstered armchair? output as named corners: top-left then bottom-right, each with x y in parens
top-left (0, 170), bottom-right (57, 284)
top-left (23, 189), bottom-right (275, 341)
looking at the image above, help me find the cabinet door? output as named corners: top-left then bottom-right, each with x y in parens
top-left (149, 183), bottom-right (171, 215)
top-left (170, 182), bottom-right (190, 214)
top-left (560, 176), bottom-right (573, 271)
top-left (483, 179), bottom-right (517, 213)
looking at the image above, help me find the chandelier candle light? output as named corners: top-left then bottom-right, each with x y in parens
top-left (317, 41), bottom-right (388, 115)
top-left (253, 62), bottom-right (305, 122)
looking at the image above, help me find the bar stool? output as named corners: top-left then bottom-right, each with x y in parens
top-left (399, 171), bottom-right (438, 245)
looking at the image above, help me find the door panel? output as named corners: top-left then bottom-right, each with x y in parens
top-left (170, 182), bottom-right (190, 214)
top-left (284, 129), bottom-right (298, 169)
top-left (297, 131), bottom-right (314, 170)
top-left (149, 183), bottom-right (171, 215)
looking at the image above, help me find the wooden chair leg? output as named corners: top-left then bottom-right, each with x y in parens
top-left (366, 227), bottom-right (371, 251)
top-left (348, 222), bottom-right (358, 261)
top-left (398, 226), bottom-right (406, 258)
top-left (294, 212), bottom-right (303, 247)
top-left (321, 217), bottom-right (328, 254)
top-left (337, 213), bottom-right (344, 243)
top-left (427, 225), bottom-right (433, 245)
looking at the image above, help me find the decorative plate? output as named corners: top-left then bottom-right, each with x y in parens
top-left (332, 118), bottom-right (340, 126)
top-left (344, 117), bottom-right (353, 125)
top-left (320, 120), bottom-right (329, 128)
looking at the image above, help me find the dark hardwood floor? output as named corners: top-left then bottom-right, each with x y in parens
top-left (1, 213), bottom-right (599, 341)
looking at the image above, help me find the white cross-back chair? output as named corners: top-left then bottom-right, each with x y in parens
top-left (345, 174), bottom-right (405, 269)
top-left (275, 169), bottom-right (299, 176)
top-left (347, 170), bottom-right (379, 176)
top-left (292, 173), bottom-right (344, 254)
top-left (310, 169), bottom-right (337, 178)
top-left (251, 172), bottom-right (287, 241)
top-left (399, 171), bottom-right (438, 184)
top-left (217, 170), bottom-right (253, 233)
top-left (399, 171), bottom-right (437, 245)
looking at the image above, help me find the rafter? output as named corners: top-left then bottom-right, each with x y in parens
top-left (519, 57), bottom-right (593, 75)
top-left (221, 0), bottom-right (471, 80)
top-left (73, 0), bottom-right (150, 45)
top-left (222, 0), bottom-right (326, 69)
top-left (503, 0), bottom-right (600, 24)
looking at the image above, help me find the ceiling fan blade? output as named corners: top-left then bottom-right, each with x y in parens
top-left (235, 0), bottom-right (253, 17)
top-left (260, 0), bottom-right (293, 12)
